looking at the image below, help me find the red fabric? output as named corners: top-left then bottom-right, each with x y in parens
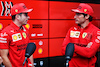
top-left (62, 22), bottom-right (100, 67)
top-left (72, 3), bottom-right (93, 16)
top-left (11, 3), bottom-right (33, 15)
top-left (0, 22), bottom-right (31, 67)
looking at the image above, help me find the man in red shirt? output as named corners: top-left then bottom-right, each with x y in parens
top-left (0, 3), bottom-right (34, 67)
top-left (62, 3), bottom-right (100, 67)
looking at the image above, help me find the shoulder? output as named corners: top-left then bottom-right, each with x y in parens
top-left (69, 25), bottom-right (79, 31)
top-left (90, 23), bottom-right (99, 31)
top-left (1, 25), bottom-right (12, 33)
top-left (1, 25), bottom-right (14, 37)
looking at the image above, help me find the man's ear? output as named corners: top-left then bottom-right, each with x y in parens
top-left (85, 14), bottom-right (90, 19)
top-left (15, 14), bottom-right (20, 20)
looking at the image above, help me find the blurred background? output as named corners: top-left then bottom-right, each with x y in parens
top-left (0, 0), bottom-right (100, 67)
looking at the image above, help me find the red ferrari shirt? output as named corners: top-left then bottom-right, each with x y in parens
top-left (0, 22), bottom-right (30, 67)
top-left (62, 22), bottom-right (100, 67)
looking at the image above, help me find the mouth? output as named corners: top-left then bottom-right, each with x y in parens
top-left (75, 19), bottom-right (78, 22)
top-left (26, 19), bottom-right (28, 22)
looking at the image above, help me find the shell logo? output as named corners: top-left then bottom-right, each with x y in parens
top-left (13, 35), bottom-right (17, 40)
top-left (38, 48), bottom-right (43, 54)
top-left (70, 32), bottom-right (75, 36)
top-left (25, 24), bottom-right (30, 29)
top-left (0, 23), bottom-right (3, 30)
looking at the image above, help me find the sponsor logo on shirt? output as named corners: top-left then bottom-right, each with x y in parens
top-left (97, 31), bottom-right (100, 35)
top-left (0, 23), bottom-right (3, 30)
top-left (22, 32), bottom-right (26, 39)
top-left (0, 37), bottom-right (7, 43)
top-left (12, 33), bottom-right (22, 42)
top-left (0, 32), bottom-right (8, 43)
top-left (13, 35), bottom-right (17, 40)
top-left (75, 32), bottom-right (80, 36)
top-left (95, 39), bottom-right (100, 43)
top-left (82, 32), bottom-right (87, 38)
top-left (70, 30), bottom-right (80, 38)
top-left (86, 42), bottom-right (93, 48)
top-left (17, 43), bottom-right (27, 51)
top-left (74, 27), bottom-right (77, 30)
top-left (10, 30), bottom-right (15, 33)
top-left (97, 36), bottom-right (100, 40)
top-left (0, 32), bottom-right (8, 37)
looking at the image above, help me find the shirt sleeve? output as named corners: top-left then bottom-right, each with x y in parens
top-left (0, 31), bottom-right (10, 49)
top-left (74, 30), bottom-right (100, 58)
top-left (62, 29), bottom-right (71, 55)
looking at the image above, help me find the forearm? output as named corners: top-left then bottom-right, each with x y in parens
top-left (75, 43), bottom-right (100, 58)
top-left (0, 57), bottom-right (3, 64)
top-left (0, 49), bottom-right (12, 67)
top-left (2, 56), bottom-right (12, 67)
top-left (29, 55), bottom-right (34, 67)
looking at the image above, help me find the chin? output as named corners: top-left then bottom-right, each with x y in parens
top-left (24, 23), bottom-right (27, 25)
top-left (23, 24), bottom-right (27, 25)
top-left (75, 22), bottom-right (79, 24)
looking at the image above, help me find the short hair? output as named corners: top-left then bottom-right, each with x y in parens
top-left (82, 13), bottom-right (93, 22)
top-left (11, 13), bottom-right (22, 21)
top-left (12, 15), bottom-right (16, 21)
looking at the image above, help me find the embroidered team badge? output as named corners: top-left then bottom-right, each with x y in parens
top-left (82, 32), bottom-right (87, 38)
top-left (12, 33), bottom-right (22, 42)
top-left (70, 30), bottom-right (80, 38)
top-left (22, 32), bottom-right (26, 39)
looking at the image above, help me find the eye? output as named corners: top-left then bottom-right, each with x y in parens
top-left (76, 13), bottom-right (80, 16)
top-left (24, 13), bottom-right (28, 17)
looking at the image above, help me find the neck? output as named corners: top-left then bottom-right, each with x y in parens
top-left (80, 20), bottom-right (90, 29)
top-left (13, 20), bottom-right (22, 27)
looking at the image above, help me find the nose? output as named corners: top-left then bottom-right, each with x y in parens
top-left (74, 15), bottom-right (76, 19)
top-left (27, 16), bottom-right (30, 19)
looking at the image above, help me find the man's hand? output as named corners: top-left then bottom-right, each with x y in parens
top-left (86, 42), bottom-right (93, 48)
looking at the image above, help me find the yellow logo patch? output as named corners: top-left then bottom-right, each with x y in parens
top-left (13, 35), bottom-right (17, 40)
top-left (82, 32), bottom-right (87, 38)
top-left (0, 23), bottom-right (3, 30)
top-left (25, 24), bottom-right (30, 29)
top-left (70, 30), bottom-right (80, 38)
top-left (70, 31), bottom-right (75, 36)
top-left (38, 48), bottom-right (43, 54)
top-left (22, 32), bottom-right (26, 39)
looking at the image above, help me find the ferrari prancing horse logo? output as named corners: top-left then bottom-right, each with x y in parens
top-left (22, 32), bottom-right (26, 39)
top-left (82, 32), bottom-right (87, 38)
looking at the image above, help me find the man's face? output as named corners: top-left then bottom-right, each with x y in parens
top-left (74, 13), bottom-right (86, 25)
top-left (18, 13), bottom-right (29, 25)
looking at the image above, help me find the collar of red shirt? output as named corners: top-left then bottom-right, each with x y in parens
top-left (77, 22), bottom-right (92, 30)
top-left (10, 22), bottom-right (24, 31)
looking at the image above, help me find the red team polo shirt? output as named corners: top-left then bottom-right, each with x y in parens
top-left (0, 22), bottom-right (30, 67)
top-left (62, 22), bottom-right (100, 67)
